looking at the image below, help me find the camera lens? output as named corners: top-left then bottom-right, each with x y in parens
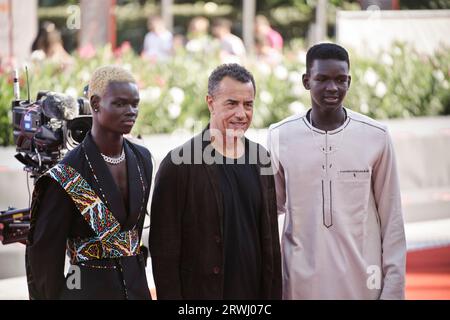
top-left (77, 97), bottom-right (91, 115)
top-left (66, 116), bottom-right (92, 150)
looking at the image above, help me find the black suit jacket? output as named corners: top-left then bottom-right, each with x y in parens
top-left (26, 132), bottom-right (153, 299)
top-left (149, 127), bottom-right (282, 299)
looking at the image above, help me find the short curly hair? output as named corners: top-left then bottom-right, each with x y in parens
top-left (88, 65), bottom-right (136, 99)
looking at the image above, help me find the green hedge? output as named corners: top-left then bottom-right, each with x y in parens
top-left (0, 43), bottom-right (449, 146)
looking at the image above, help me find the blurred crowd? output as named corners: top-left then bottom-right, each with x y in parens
top-left (0, 14), bottom-right (287, 82)
top-left (3, 14), bottom-right (283, 70)
top-left (141, 14), bottom-right (284, 65)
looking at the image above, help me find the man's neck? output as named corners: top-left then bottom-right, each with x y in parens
top-left (310, 107), bottom-right (346, 132)
top-left (210, 131), bottom-right (245, 159)
top-left (91, 126), bottom-right (124, 157)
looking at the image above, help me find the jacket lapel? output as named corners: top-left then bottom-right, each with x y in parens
top-left (256, 146), bottom-right (275, 282)
top-left (122, 140), bottom-right (144, 230)
top-left (82, 133), bottom-right (128, 227)
top-left (201, 127), bottom-right (224, 237)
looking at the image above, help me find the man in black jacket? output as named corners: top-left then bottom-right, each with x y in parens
top-left (26, 65), bottom-right (153, 299)
top-left (149, 63), bottom-right (282, 300)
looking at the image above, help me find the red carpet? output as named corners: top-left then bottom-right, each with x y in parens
top-left (149, 246), bottom-right (450, 300)
top-left (406, 245), bottom-right (450, 300)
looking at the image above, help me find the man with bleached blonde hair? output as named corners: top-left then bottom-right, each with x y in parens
top-left (26, 65), bottom-right (154, 299)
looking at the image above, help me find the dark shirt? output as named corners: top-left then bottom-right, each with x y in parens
top-left (216, 151), bottom-right (262, 299)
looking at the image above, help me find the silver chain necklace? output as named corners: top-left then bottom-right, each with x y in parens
top-left (101, 148), bottom-right (125, 165)
top-left (82, 143), bottom-right (147, 231)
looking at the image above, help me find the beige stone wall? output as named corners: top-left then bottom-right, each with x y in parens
top-left (0, 0), bottom-right (37, 66)
top-left (336, 9), bottom-right (450, 56)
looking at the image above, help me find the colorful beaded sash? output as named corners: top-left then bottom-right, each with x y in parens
top-left (45, 164), bottom-right (140, 264)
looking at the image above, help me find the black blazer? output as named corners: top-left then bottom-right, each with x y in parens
top-left (149, 127), bottom-right (282, 299)
top-left (26, 132), bottom-right (153, 300)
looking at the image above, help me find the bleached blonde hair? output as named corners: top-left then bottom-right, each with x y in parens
top-left (88, 65), bottom-right (136, 99)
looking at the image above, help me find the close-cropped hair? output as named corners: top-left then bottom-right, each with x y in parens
top-left (207, 63), bottom-right (256, 96)
top-left (306, 43), bottom-right (350, 73)
top-left (88, 65), bottom-right (136, 99)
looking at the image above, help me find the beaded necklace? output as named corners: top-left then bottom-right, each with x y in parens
top-left (81, 142), bottom-right (146, 231)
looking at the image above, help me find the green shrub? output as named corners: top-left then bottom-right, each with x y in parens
top-left (0, 43), bottom-right (448, 146)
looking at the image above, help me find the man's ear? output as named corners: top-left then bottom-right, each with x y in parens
top-left (347, 74), bottom-right (352, 89)
top-left (90, 95), bottom-right (100, 112)
top-left (302, 73), bottom-right (310, 90)
top-left (206, 95), bottom-right (214, 114)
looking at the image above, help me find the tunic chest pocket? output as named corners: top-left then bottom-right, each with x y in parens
top-left (334, 170), bottom-right (372, 223)
top-left (338, 170), bottom-right (371, 181)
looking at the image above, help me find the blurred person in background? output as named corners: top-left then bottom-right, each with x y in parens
top-left (211, 18), bottom-right (246, 63)
top-left (255, 15), bottom-right (283, 53)
top-left (185, 16), bottom-right (213, 54)
top-left (255, 33), bottom-right (282, 65)
top-left (142, 15), bottom-right (173, 61)
top-left (30, 21), bottom-right (73, 68)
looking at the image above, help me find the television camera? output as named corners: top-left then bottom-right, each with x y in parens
top-left (0, 69), bottom-right (92, 245)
